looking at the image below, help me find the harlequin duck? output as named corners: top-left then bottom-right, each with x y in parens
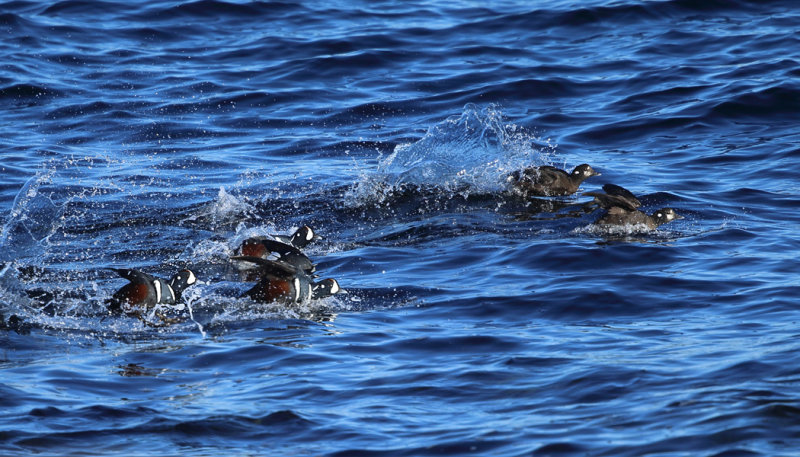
top-left (106, 268), bottom-right (197, 315)
top-left (239, 237), bottom-right (315, 274)
top-left (231, 256), bottom-right (341, 305)
top-left (508, 164), bottom-right (600, 197)
top-left (272, 225), bottom-right (318, 249)
top-left (584, 184), bottom-right (683, 229)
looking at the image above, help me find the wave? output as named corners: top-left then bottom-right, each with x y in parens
top-left (0, 83), bottom-right (62, 102)
top-left (8, 407), bottom-right (313, 452)
top-left (709, 83), bottom-right (800, 119)
top-left (463, 0), bottom-right (782, 35)
top-left (570, 81), bottom-right (800, 143)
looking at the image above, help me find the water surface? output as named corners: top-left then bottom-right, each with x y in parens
top-left (2, 1), bottom-right (800, 455)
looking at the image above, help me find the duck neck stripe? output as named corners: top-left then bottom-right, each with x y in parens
top-left (154, 280), bottom-right (162, 304)
top-left (165, 283), bottom-right (176, 303)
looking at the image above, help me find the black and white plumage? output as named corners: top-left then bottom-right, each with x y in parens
top-left (239, 237), bottom-right (315, 274)
top-left (272, 225), bottom-right (319, 249)
top-left (231, 256), bottom-right (341, 305)
top-left (107, 268), bottom-right (197, 315)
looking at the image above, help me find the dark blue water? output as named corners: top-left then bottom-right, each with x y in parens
top-left (2, 0), bottom-right (800, 455)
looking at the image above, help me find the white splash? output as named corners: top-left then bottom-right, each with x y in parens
top-left (0, 167), bottom-right (59, 261)
top-left (181, 187), bottom-right (254, 227)
top-left (346, 104), bottom-right (554, 206)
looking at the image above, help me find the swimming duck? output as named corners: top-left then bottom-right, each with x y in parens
top-left (239, 237), bottom-right (315, 274)
top-left (508, 164), bottom-right (600, 197)
top-left (231, 256), bottom-right (341, 305)
top-left (584, 184), bottom-right (683, 229)
top-left (272, 225), bottom-right (318, 249)
top-left (107, 268), bottom-right (197, 315)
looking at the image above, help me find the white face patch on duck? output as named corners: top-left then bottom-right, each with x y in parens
top-left (659, 211), bottom-right (676, 221)
top-left (305, 227), bottom-right (314, 241)
top-left (655, 210), bottom-right (679, 223)
top-left (329, 280), bottom-right (340, 295)
top-left (315, 280), bottom-right (339, 295)
top-left (572, 166), bottom-right (596, 177)
top-left (185, 270), bottom-right (197, 285)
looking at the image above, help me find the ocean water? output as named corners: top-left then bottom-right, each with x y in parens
top-left (1, 0), bottom-right (800, 455)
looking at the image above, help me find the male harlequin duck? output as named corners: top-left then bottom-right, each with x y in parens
top-left (239, 237), bottom-right (315, 274)
top-left (584, 184), bottom-right (683, 230)
top-left (106, 268), bottom-right (197, 315)
top-left (272, 225), bottom-right (318, 249)
top-left (508, 164), bottom-right (600, 197)
top-left (231, 256), bottom-right (341, 305)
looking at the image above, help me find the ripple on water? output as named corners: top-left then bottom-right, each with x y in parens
top-left (1, 0), bottom-right (800, 456)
